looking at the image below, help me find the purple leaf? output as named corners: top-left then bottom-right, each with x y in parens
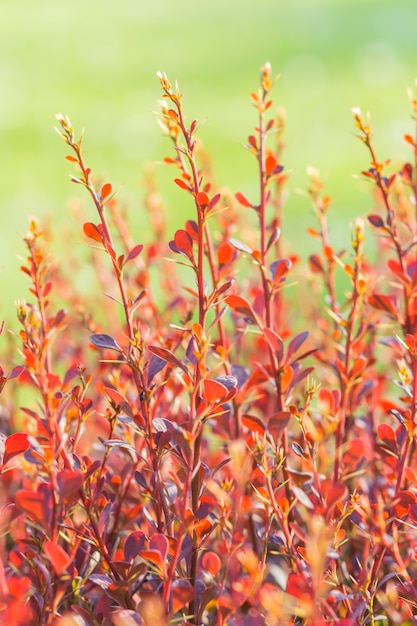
top-left (147, 354), bottom-right (166, 384)
top-left (287, 331), bottom-right (309, 360)
top-left (90, 333), bottom-right (122, 351)
top-left (124, 530), bottom-right (146, 561)
top-left (215, 375), bottom-right (237, 390)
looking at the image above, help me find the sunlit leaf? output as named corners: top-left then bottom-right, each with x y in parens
top-left (2, 433), bottom-right (29, 466)
top-left (148, 346), bottom-right (189, 374)
top-left (83, 222), bottom-right (102, 243)
top-left (43, 540), bottom-right (72, 575)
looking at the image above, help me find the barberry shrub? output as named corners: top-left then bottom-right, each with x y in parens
top-left (1, 63), bottom-right (417, 626)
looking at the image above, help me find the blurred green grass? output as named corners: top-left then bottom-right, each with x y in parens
top-left (1, 0), bottom-right (417, 325)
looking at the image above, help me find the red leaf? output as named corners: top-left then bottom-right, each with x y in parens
top-left (225, 295), bottom-right (257, 324)
top-left (43, 540), bottom-right (72, 575)
top-left (174, 229), bottom-right (194, 257)
top-left (15, 486), bottom-right (52, 527)
top-left (83, 222), bottom-right (102, 243)
top-left (268, 411), bottom-right (291, 440)
top-left (208, 192), bottom-right (221, 210)
top-left (342, 438), bottom-right (365, 468)
top-left (185, 220), bottom-right (199, 240)
top-left (271, 258), bottom-right (292, 282)
top-left (196, 191), bottom-right (210, 207)
top-left (203, 378), bottom-right (229, 404)
top-left (174, 178), bottom-right (191, 191)
top-left (235, 192), bottom-right (252, 208)
top-left (325, 483), bottom-right (348, 512)
top-left (104, 239), bottom-right (116, 261)
top-left (368, 293), bottom-right (399, 319)
top-left (57, 469), bottom-right (84, 502)
top-left (192, 519), bottom-right (212, 543)
top-left (386, 259), bottom-right (410, 287)
top-left (101, 183), bottom-right (112, 200)
top-left (126, 244), bottom-right (144, 263)
top-left (148, 346), bottom-right (189, 375)
top-left (266, 154), bottom-right (278, 176)
top-left (242, 414), bottom-right (265, 436)
top-left (104, 386), bottom-right (129, 405)
top-left (3, 433), bottom-right (29, 466)
top-left (172, 580), bottom-right (194, 613)
top-left (264, 328), bottom-right (284, 359)
top-left (378, 423), bottom-right (397, 453)
top-left (217, 242), bottom-right (235, 265)
top-left (394, 490), bottom-right (416, 519)
top-left (201, 551), bottom-right (221, 576)
top-left (286, 572), bottom-right (313, 601)
top-left (149, 533), bottom-right (169, 562)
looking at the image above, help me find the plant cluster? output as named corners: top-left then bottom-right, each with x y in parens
top-left (1, 64), bottom-right (417, 625)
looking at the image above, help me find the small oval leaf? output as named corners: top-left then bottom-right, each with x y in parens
top-left (90, 333), bottom-right (122, 351)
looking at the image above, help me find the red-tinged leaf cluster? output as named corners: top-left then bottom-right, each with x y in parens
top-left (2, 67), bottom-right (417, 626)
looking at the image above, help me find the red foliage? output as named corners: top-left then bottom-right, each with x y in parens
top-left (0, 66), bottom-right (417, 625)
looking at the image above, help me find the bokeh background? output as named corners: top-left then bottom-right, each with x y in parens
top-left (1, 0), bottom-right (417, 325)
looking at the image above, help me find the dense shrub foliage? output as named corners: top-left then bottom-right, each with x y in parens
top-left (1, 64), bottom-right (417, 625)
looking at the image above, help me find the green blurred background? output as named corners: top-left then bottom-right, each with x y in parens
top-left (1, 0), bottom-right (417, 326)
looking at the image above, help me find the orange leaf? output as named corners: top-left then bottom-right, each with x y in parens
top-left (203, 378), bottom-right (228, 404)
top-left (280, 365), bottom-right (293, 393)
top-left (139, 549), bottom-right (165, 574)
top-left (265, 154), bottom-right (278, 176)
top-left (172, 581), bottom-right (194, 613)
top-left (43, 540), bottom-right (72, 575)
top-left (174, 178), bottom-right (191, 191)
top-left (196, 191), bottom-right (209, 207)
top-left (83, 222), bottom-right (102, 243)
top-left (394, 490), bottom-right (416, 519)
top-left (323, 245), bottom-right (334, 260)
top-left (101, 183), bottom-right (112, 200)
top-left (192, 519), bottom-right (212, 543)
top-left (3, 433), bottom-right (29, 466)
top-left (217, 242), bottom-right (235, 265)
top-left (235, 192), bottom-right (252, 208)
